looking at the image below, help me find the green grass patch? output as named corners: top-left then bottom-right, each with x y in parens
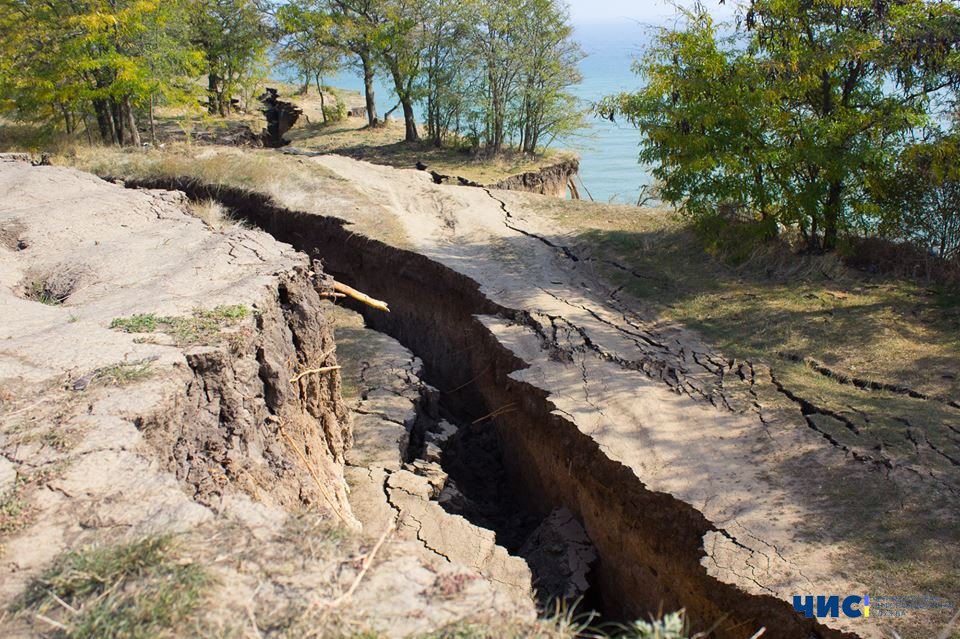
top-left (95, 361), bottom-right (154, 386)
top-left (19, 534), bottom-right (213, 639)
top-left (110, 314), bottom-right (160, 333)
top-left (110, 305), bottom-right (249, 347)
top-left (0, 490), bottom-right (32, 535)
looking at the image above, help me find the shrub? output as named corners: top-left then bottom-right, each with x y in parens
top-left (322, 88), bottom-right (347, 124)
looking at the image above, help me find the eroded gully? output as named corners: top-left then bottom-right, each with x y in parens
top-left (117, 175), bottom-right (858, 639)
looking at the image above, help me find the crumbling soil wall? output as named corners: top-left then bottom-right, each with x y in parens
top-left (426, 158), bottom-right (580, 199)
top-left (137, 267), bottom-right (353, 516)
top-left (488, 158), bottom-right (580, 199)
top-left (120, 177), bottom-right (857, 639)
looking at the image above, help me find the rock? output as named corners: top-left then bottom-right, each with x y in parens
top-left (519, 507), bottom-right (598, 605)
top-left (426, 419), bottom-right (458, 446)
top-left (409, 459), bottom-right (447, 498)
top-left (424, 442), bottom-right (443, 463)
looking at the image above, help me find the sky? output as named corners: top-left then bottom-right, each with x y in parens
top-left (565, 0), bottom-right (741, 26)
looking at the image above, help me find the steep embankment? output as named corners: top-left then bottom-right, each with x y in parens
top-left (425, 158), bottom-right (581, 198)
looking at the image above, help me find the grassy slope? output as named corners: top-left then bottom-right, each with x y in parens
top-left (513, 194), bottom-right (960, 638)
top-left (57, 144), bottom-right (412, 249)
top-left (520, 195), bottom-right (960, 399)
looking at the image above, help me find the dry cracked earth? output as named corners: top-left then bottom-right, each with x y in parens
top-left (1, 150), bottom-right (958, 639)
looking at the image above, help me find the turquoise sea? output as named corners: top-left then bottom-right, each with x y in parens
top-left (324, 21), bottom-right (655, 203)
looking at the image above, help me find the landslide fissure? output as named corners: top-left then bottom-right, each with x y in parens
top-left (119, 177), bottom-right (857, 639)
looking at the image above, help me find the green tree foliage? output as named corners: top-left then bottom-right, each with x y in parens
top-left (189, 0), bottom-right (268, 116)
top-left (880, 132), bottom-right (960, 261)
top-left (602, 0), bottom-right (960, 252)
top-left (512, 0), bottom-right (584, 154)
top-left (0, 0), bottom-right (202, 145)
top-left (301, 0), bottom-right (583, 153)
top-left (466, 0), bottom-right (523, 154)
top-left (419, 0), bottom-right (470, 146)
top-left (275, 0), bottom-right (343, 123)
top-left (377, 0), bottom-right (427, 141)
top-left (460, 0), bottom-right (585, 155)
top-left (326, 0), bottom-right (386, 127)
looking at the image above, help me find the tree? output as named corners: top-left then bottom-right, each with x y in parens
top-left (512, 0), bottom-right (584, 155)
top-left (879, 132), bottom-right (960, 262)
top-left (326, 0), bottom-right (385, 127)
top-left (377, 0), bottom-right (428, 141)
top-left (602, 0), bottom-right (960, 252)
top-left (468, 0), bottom-right (524, 154)
top-left (0, 0), bottom-right (202, 145)
top-left (418, 0), bottom-right (470, 146)
top-left (189, 0), bottom-right (268, 116)
top-left (275, 0), bottom-right (343, 123)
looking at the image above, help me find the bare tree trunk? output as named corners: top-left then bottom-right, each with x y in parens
top-left (110, 100), bottom-right (124, 146)
top-left (823, 179), bottom-right (843, 251)
top-left (316, 72), bottom-right (327, 124)
top-left (82, 113), bottom-right (93, 145)
top-left (208, 73), bottom-right (221, 115)
top-left (400, 98), bottom-right (418, 142)
top-left (93, 99), bottom-right (114, 144)
top-left (149, 94), bottom-right (157, 144)
top-left (124, 97), bottom-right (141, 147)
top-left (360, 52), bottom-right (378, 127)
top-left (61, 106), bottom-right (73, 135)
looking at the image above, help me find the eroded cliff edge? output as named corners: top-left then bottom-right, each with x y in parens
top-left (0, 156), bottom-right (535, 637)
top-left (119, 167), bottom-right (865, 639)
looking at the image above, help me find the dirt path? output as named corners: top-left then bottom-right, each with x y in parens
top-left (306, 154), bottom-right (957, 639)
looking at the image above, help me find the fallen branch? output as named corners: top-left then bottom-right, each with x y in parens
top-left (34, 614), bottom-right (69, 632)
top-left (289, 365), bottom-right (341, 384)
top-left (333, 281), bottom-right (389, 312)
top-left (472, 403), bottom-right (517, 424)
top-left (328, 520), bottom-right (394, 608)
top-left (49, 592), bottom-right (79, 615)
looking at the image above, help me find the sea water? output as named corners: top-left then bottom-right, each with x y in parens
top-left (569, 21), bottom-right (653, 204)
top-left (321, 21), bottom-right (656, 204)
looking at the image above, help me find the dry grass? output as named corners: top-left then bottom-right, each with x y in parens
top-left (186, 199), bottom-right (243, 231)
top-left (416, 609), bottom-right (708, 639)
top-left (20, 264), bottom-right (89, 306)
top-left (17, 534), bottom-right (214, 639)
top-left (518, 193), bottom-right (960, 400)
top-left (287, 117), bottom-right (576, 185)
top-left (59, 143), bottom-right (336, 196)
top-left (57, 143), bottom-right (412, 247)
top-left (0, 487), bottom-right (33, 535)
top-left (515, 192), bottom-right (960, 639)
top-left (0, 464), bottom-right (69, 538)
